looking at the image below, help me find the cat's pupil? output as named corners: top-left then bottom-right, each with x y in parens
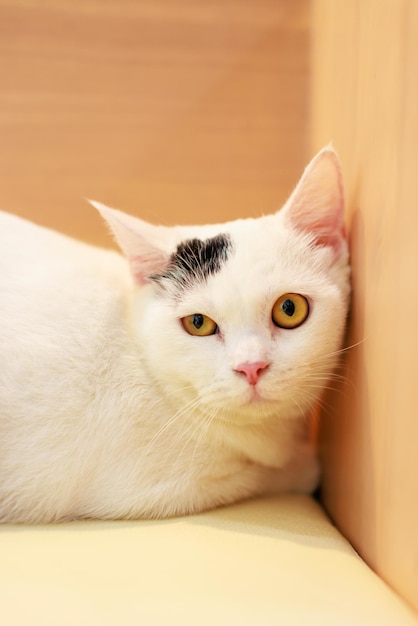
top-left (192, 314), bottom-right (204, 329)
top-left (282, 299), bottom-right (295, 317)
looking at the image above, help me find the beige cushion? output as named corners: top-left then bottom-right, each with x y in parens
top-left (1, 494), bottom-right (417, 625)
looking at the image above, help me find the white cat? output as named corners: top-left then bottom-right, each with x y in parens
top-left (0, 148), bottom-right (350, 523)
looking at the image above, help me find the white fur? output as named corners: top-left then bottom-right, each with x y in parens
top-left (0, 148), bottom-right (350, 523)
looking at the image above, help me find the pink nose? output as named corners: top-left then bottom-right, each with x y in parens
top-left (234, 361), bottom-right (270, 385)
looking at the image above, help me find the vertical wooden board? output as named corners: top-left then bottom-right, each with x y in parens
top-left (389, 0), bottom-right (418, 608)
top-left (312, 0), bottom-right (418, 612)
top-left (0, 0), bottom-right (309, 246)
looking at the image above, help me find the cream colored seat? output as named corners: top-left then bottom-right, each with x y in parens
top-left (1, 495), bottom-right (416, 625)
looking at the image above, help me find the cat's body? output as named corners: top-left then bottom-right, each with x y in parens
top-left (0, 149), bottom-right (350, 523)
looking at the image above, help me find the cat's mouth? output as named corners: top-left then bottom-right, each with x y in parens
top-left (198, 379), bottom-right (282, 420)
top-left (246, 386), bottom-right (266, 404)
top-left (231, 385), bottom-right (278, 414)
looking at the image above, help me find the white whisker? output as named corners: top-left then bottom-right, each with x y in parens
top-left (187, 406), bottom-right (219, 475)
top-left (308, 338), bottom-right (366, 368)
top-left (145, 384), bottom-right (195, 414)
top-left (142, 394), bottom-right (201, 458)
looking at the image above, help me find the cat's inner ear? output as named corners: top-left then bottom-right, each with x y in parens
top-left (282, 147), bottom-right (346, 255)
top-left (88, 200), bottom-right (172, 285)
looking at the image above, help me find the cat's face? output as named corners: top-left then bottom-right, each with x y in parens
top-left (93, 147), bottom-right (350, 422)
top-left (137, 215), bottom-right (349, 422)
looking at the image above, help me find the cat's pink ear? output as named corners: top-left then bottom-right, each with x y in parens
top-left (282, 147), bottom-right (346, 255)
top-left (88, 200), bottom-right (172, 285)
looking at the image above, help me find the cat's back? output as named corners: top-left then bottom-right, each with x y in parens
top-left (0, 210), bottom-right (132, 349)
top-left (0, 210), bottom-right (129, 290)
top-left (1, 210), bottom-right (112, 266)
top-left (1, 209), bottom-right (74, 252)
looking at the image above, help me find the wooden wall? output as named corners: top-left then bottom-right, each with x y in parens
top-left (0, 0), bottom-right (309, 245)
top-left (312, 0), bottom-right (418, 612)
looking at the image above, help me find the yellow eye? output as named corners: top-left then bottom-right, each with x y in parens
top-left (272, 293), bottom-right (309, 329)
top-left (181, 313), bottom-right (218, 337)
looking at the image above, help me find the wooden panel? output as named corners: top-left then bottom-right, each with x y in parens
top-left (312, 0), bottom-right (418, 612)
top-left (0, 0), bottom-right (309, 246)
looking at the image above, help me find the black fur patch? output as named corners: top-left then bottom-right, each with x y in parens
top-left (151, 234), bottom-right (232, 292)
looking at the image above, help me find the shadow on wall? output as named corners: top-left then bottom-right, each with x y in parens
top-left (319, 204), bottom-right (377, 563)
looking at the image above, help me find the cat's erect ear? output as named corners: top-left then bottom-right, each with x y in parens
top-left (282, 147), bottom-right (346, 255)
top-left (88, 200), bottom-right (173, 285)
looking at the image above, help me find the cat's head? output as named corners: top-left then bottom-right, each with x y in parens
top-left (91, 148), bottom-right (350, 423)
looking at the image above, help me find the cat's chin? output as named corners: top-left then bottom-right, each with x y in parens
top-left (205, 384), bottom-right (310, 425)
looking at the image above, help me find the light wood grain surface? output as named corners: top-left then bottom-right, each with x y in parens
top-left (0, 0), bottom-right (309, 245)
top-left (312, 0), bottom-right (418, 613)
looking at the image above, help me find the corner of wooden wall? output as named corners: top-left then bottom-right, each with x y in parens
top-left (312, 0), bottom-right (418, 613)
